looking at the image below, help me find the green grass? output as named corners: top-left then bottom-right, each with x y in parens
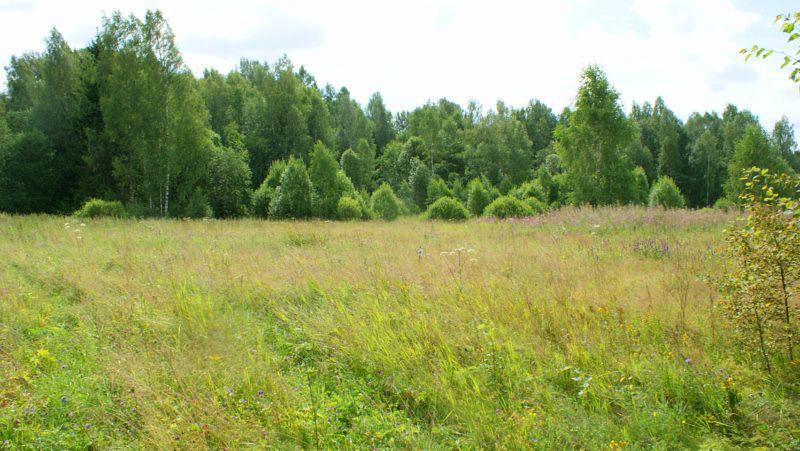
top-left (1, 206), bottom-right (799, 449)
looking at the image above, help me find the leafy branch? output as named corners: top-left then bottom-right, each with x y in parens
top-left (741, 12), bottom-right (800, 82)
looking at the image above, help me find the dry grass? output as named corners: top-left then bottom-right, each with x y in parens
top-left (1, 206), bottom-right (798, 448)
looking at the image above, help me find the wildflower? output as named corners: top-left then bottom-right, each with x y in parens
top-left (684, 357), bottom-right (692, 365)
top-left (257, 390), bottom-right (265, 397)
top-left (60, 395), bottom-right (68, 404)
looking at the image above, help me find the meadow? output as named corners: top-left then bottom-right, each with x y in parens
top-left (1, 207), bottom-right (799, 449)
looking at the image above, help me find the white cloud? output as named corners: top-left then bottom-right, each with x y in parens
top-left (0, 0), bottom-right (797, 134)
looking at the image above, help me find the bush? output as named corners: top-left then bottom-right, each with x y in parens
top-left (207, 146), bottom-right (252, 218)
top-left (340, 149), bottom-right (364, 189)
top-left (467, 179), bottom-right (491, 216)
top-left (713, 197), bottom-right (736, 212)
top-left (269, 158), bottom-right (313, 219)
top-left (426, 196), bottom-right (469, 221)
top-left (251, 182), bottom-right (273, 218)
top-left (426, 177), bottom-right (453, 205)
top-left (524, 197), bottom-right (547, 214)
top-left (632, 166), bottom-right (649, 205)
top-left (371, 183), bottom-right (401, 221)
top-left (512, 181), bottom-right (547, 203)
top-left (183, 189), bottom-right (213, 218)
top-left (648, 176), bottom-right (686, 209)
top-left (336, 196), bottom-right (362, 220)
top-left (73, 198), bottom-right (127, 218)
top-left (484, 196), bottom-right (534, 219)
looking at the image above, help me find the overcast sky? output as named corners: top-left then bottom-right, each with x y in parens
top-left (0, 0), bottom-right (797, 133)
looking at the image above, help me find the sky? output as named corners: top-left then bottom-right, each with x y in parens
top-left (0, 0), bottom-right (797, 133)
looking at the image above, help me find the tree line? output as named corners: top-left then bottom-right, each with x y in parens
top-left (0, 10), bottom-right (797, 219)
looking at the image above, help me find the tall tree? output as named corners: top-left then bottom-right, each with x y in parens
top-left (367, 92), bottom-right (395, 152)
top-left (772, 116), bottom-right (799, 171)
top-left (555, 66), bottom-right (635, 205)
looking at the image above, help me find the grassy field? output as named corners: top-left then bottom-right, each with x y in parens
top-left (1, 207), bottom-right (799, 449)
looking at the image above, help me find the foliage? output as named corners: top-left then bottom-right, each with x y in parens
top-left (632, 166), bottom-right (650, 205)
top-left (426, 177), bottom-right (453, 206)
top-left (336, 196), bottom-right (363, 220)
top-left (725, 126), bottom-right (793, 201)
top-left (73, 198), bottom-right (127, 218)
top-left (207, 143), bottom-right (252, 218)
top-left (252, 160), bottom-right (288, 218)
top-left (340, 149), bottom-right (363, 189)
top-left (524, 196), bottom-right (548, 214)
top-left (741, 12), bottom-right (800, 83)
top-left (269, 158), bottom-right (313, 219)
top-left (466, 178), bottom-right (491, 216)
top-left (370, 183), bottom-right (401, 220)
top-left (183, 188), bottom-right (213, 218)
top-left (511, 180), bottom-right (547, 203)
top-left (310, 142), bottom-right (351, 218)
top-left (425, 196), bottom-right (469, 221)
top-left (0, 131), bottom-right (56, 213)
top-left (408, 162), bottom-right (431, 210)
top-left (483, 195), bottom-right (534, 218)
top-left (720, 168), bottom-right (800, 374)
top-left (555, 66), bottom-right (635, 205)
top-left (648, 176), bottom-right (686, 209)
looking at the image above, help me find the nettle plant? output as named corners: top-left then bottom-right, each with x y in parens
top-left (721, 167), bottom-right (800, 374)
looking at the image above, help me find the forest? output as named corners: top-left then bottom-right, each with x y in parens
top-left (1, 10), bottom-right (797, 220)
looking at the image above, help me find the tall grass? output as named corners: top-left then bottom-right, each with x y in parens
top-left (0, 207), bottom-right (798, 448)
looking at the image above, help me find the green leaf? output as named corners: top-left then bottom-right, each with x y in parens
top-left (782, 56), bottom-right (791, 69)
top-left (789, 32), bottom-right (800, 42)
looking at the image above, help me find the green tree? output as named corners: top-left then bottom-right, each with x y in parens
top-left (207, 129), bottom-right (252, 218)
top-left (725, 126), bottom-right (793, 201)
top-left (408, 161), bottom-right (431, 210)
top-left (367, 92), bottom-right (395, 151)
top-left (0, 131), bottom-right (56, 213)
top-left (269, 157), bottom-right (313, 219)
top-left (772, 116), bottom-right (799, 171)
top-left (466, 178), bottom-right (491, 216)
top-left (555, 66), bottom-right (635, 205)
top-left (340, 148), bottom-right (364, 189)
top-left (371, 182), bottom-right (401, 220)
top-left (648, 176), bottom-right (686, 209)
top-left (309, 141), bottom-right (351, 218)
top-left (632, 166), bottom-right (649, 205)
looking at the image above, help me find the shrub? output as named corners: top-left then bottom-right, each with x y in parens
top-left (426, 177), bottom-right (452, 205)
top-left (269, 158), bottom-right (313, 219)
top-left (207, 146), bottom-right (252, 218)
top-left (721, 168), bottom-right (800, 373)
top-left (371, 183), bottom-right (401, 221)
top-left (336, 196), bottom-right (362, 220)
top-left (408, 162), bottom-right (431, 210)
top-left (713, 197), bottom-right (736, 212)
top-left (310, 142), bottom-right (344, 218)
top-left (73, 198), bottom-right (127, 218)
top-left (524, 197), bottom-right (547, 214)
top-left (648, 176), bottom-right (686, 209)
top-left (467, 179), bottom-right (491, 216)
top-left (251, 182), bottom-right (273, 218)
top-left (484, 196), bottom-right (534, 219)
top-left (340, 149), bottom-right (364, 189)
top-left (183, 189), bottom-right (213, 218)
top-left (426, 196), bottom-right (468, 221)
top-left (632, 166), bottom-right (649, 205)
top-left (512, 181), bottom-right (547, 203)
